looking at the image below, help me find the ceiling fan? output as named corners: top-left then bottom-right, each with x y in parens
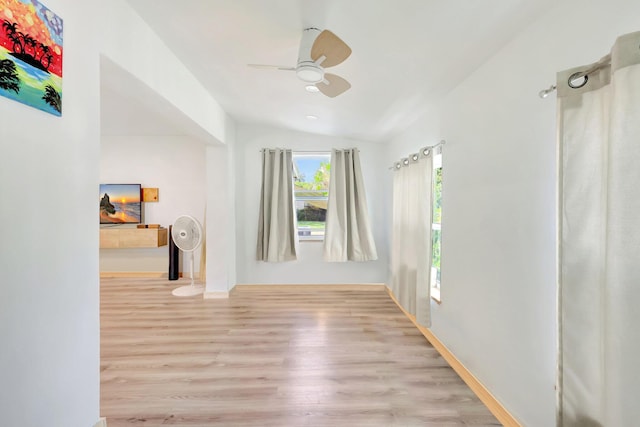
top-left (249, 28), bottom-right (352, 98)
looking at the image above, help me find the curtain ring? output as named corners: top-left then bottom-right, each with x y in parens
top-left (568, 72), bottom-right (588, 89)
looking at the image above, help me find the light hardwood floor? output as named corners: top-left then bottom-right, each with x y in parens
top-left (101, 278), bottom-right (500, 426)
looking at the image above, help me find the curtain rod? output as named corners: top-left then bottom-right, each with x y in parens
top-left (259, 149), bottom-right (360, 153)
top-left (388, 140), bottom-right (446, 170)
top-left (539, 54), bottom-right (611, 99)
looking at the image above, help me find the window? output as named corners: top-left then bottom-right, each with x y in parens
top-left (431, 150), bottom-right (443, 302)
top-left (292, 152), bottom-right (330, 240)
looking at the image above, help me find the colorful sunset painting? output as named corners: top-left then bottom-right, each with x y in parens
top-left (0, 0), bottom-right (62, 116)
top-left (99, 184), bottom-right (142, 224)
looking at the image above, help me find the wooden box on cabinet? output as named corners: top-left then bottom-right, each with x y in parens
top-left (100, 227), bottom-right (168, 248)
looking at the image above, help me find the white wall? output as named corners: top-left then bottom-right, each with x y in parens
top-left (0, 1), bottom-right (101, 426)
top-left (97, 0), bottom-right (237, 289)
top-left (236, 125), bottom-right (388, 284)
top-left (205, 144), bottom-right (236, 293)
top-left (100, 136), bottom-right (206, 275)
top-left (0, 0), bottom-right (233, 424)
top-left (98, 0), bottom-right (230, 145)
top-left (385, 0), bottom-right (640, 425)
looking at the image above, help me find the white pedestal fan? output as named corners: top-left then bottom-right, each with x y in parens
top-left (171, 215), bottom-right (204, 297)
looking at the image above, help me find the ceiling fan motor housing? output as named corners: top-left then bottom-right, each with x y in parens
top-left (296, 28), bottom-right (324, 83)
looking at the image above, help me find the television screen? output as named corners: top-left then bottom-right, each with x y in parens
top-left (99, 184), bottom-right (142, 224)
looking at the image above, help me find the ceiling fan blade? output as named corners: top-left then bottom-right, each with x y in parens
top-left (310, 30), bottom-right (352, 68)
top-left (248, 64), bottom-right (296, 71)
top-left (317, 73), bottom-right (351, 98)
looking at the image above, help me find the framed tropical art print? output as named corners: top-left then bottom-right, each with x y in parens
top-left (0, 0), bottom-right (63, 116)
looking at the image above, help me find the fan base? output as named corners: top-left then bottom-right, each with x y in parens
top-left (172, 284), bottom-right (205, 297)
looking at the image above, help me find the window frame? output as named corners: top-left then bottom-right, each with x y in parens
top-left (292, 151), bottom-right (331, 242)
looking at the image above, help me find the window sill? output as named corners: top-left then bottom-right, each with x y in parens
top-left (431, 287), bottom-right (441, 304)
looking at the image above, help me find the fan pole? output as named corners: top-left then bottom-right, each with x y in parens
top-left (190, 252), bottom-right (195, 287)
top-left (170, 215), bottom-right (205, 297)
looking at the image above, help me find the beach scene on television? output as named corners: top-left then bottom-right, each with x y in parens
top-left (99, 184), bottom-right (141, 224)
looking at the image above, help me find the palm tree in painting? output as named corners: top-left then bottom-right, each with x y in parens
top-left (24, 35), bottom-right (37, 57)
top-left (8, 32), bottom-right (24, 54)
top-left (2, 19), bottom-right (17, 37)
top-left (42, 84), bottom-right (61, 113)
top-left (0, 59), bottom-right (20, 94)
top-left (42, 53), bottom-right (53, 70)
top-left (2, 19), bottom-right (53, 72)
top-left (24, 34), bottom-right (40, 59)
top-left (3, 20), bottom-right (23, 53)
top-left (3, 20), bottom-right (23, 54)
top-left (38, 43), bottom-right (49, 62)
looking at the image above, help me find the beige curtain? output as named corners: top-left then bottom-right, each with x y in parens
top-left (323, 148), bottom-right (377, 262)
top-left (391, 149), bottom-right (433, 327)
top-left (557, 31), bottom-right (640, 427)
top-left (256, 148), bottom-right (297, 262)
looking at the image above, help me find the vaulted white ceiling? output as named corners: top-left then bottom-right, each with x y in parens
top-left (102, 0), bottom-right (555, 142)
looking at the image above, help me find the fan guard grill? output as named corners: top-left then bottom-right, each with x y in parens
top-left (171, 215), bottom-right (202, 252)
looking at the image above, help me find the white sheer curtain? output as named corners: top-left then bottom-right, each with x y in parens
top-left (256, 148), bottom-right (297, 262)
top-left (557, 31), bottom-right (640, 427)
top-left (391, 149), bottom-right (433, 327)
top-left (323, 148), bottom-right (377, 262)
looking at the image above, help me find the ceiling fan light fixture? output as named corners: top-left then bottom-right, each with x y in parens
top-left (296, 64), bottom-right (324, 83)
top-left (248, 28), bottom-right (351, 97)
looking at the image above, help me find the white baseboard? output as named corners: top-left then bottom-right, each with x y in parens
top-left (203, 291), bottom-right (230, 299)
top-left (93, 417), bottom-right (107, 427)
top-left (100, 271), bottom-right (183, 278)
top-left (234, 283), bottom-right (387, 292)
top-left (385, 286), bottom-right (521, 427)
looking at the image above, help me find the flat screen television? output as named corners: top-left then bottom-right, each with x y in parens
top-left (99, 184), bottom-right (142, 224)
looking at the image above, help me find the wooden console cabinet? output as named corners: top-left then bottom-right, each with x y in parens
top-left (100, 227), bottom-right (168, 248)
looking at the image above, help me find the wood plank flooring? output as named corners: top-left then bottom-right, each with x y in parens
top-left (101, 278), bottom-right (500, 426)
